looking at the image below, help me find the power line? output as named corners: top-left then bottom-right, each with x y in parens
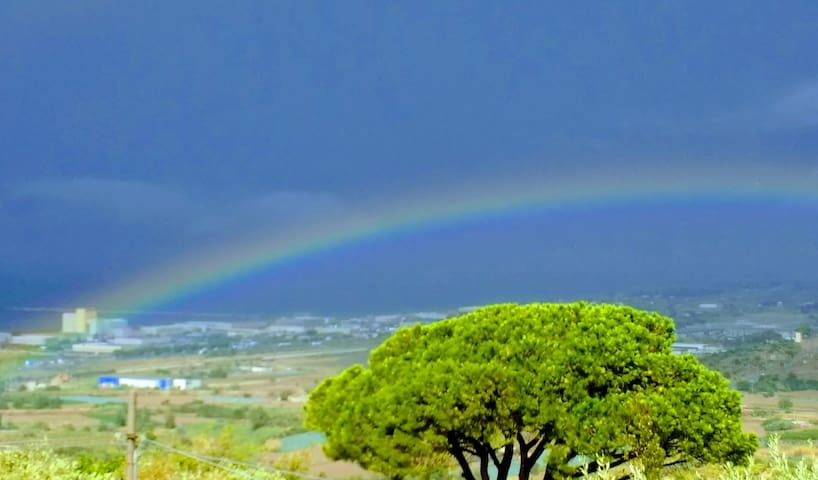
top-left (142, 438), bottom-right (329, 480)
top-left (0, 433), bottom-right (332, 480)
top-left (195, 450), bottom-right (329, 480)
top-left (140, 438), bottom-right (260, 479)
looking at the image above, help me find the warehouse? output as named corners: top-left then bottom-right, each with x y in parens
top-left (98, 376), bottom-right (200, 390)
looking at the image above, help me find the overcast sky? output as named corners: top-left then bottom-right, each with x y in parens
top-left (2, 2), bottom-right (818, 323)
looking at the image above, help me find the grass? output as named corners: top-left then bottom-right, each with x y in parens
top-left (580, 436), bottom-right (818, 479)
top-left (83, 404), bottom-right (126, 425)
top-left (778, 429), bottom-right (818, 442)
top-left (177, 418), bottom-right (299, 447)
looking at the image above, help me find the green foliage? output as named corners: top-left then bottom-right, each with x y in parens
top-left (711, 435), bottom-right (818, 480)
top-left (171, 401), bottom-right (303, 435)
top-left (0, 447), bottom-right (116, 479)
top-left (761, 418), bottom-right (794, 432)
top-left (67, 449), bottom-right (124, 477)
top-left (590, 435), bottom-right (818, 479)
top-left (306, 302), bottom-right (757, 480)
top-left (776, 429), bottom-right (818, 442)
top-left (164, 411), bottom-right (177, 429)
top-left (85, 404), bottom-right (125, 426)
top-left (736, 380), bottom-right (753, 392)
top-left (778, 397), bottom-right (794, 412)
top-left (0, 393), bottom-right (63, 409)
top-left (746, 373), bottom-right (818, 394)
top-left (248, 406), bottom-right (271, 430)
top-left (208, 366), bottom-right (229, 378)
top-left (0, 445), bottom-right (284, 480)
top-left (86, 404), bottom-right (156, 433)
top-left (700, 342), bottom-right (818, 394)
top-left (173, 400), bottom-right (248, 419)
top-left (30, 420), bottom-right (51, 431)
top-left (796, 323), bottom-right (813, 336)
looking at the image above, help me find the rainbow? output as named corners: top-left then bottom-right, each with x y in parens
top-left (90, 163), bottom-right (818, 313)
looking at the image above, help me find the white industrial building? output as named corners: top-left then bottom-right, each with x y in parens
top-left (173, 378), bottom-right (203, 390)
top-left (89, 317), bottom-right (130, 337)
top-left (62, 308), bottom-right (97, 334)
top-left (109, 337), bottom-right (145, 346)
top-left (72, 342), bottom-right (123, 354)
top-left (10, 334), bottom-right (58, 346)
top-left (98, 375), bottom-right (201, 390)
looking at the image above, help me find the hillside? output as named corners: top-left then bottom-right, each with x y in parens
top-left (700, 337), bottom-right (818, 393)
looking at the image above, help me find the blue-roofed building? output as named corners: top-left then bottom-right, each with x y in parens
top-left (98, 376), bottom-right (121, 388)
top-left (97, 376), bottom-right (201, 390)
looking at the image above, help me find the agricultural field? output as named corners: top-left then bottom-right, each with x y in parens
top-left (0, 353), bottom-right (814, 480)
top-left (0, 343), bottom-right (375, 478)
top-left (0, 296), bottom-right (818, 478)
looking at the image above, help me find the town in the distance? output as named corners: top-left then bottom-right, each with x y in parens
top-left (2, 284), bottom-right (818, 393)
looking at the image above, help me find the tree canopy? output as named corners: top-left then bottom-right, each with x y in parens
top-left (305, 302), bottom-right (756, 480)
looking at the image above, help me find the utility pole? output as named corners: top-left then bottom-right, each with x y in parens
top-left (126, 389), bottom-right (138, 480)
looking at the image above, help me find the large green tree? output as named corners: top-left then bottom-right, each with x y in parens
top-left (305, 303), bottom-right (756, 480)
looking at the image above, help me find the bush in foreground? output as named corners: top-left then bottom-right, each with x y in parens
top-left (0, 448), bottom-right (114, 480)
top-left (0, 446), bottom-right (284, 480)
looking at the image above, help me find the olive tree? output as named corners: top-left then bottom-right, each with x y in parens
top-left (305, 302), bottom-right (756, 479)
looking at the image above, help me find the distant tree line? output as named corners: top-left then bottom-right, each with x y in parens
top-left (0, 392), bottom-right (62, 409)
top-left (735, 373), bottom-right (818, 394)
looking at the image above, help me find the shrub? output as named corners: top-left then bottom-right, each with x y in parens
top-left (762, 418), bottom-right (794, 432)
top-left (0, 447), bottom-right (116, 479)
top-left (164, 411), bottom-right (176, 429)
top-left (778, 398), bottom-right (794, 412)
top-left (248, 406), bottom-right (271, 431)
top-left (0, 445), bottom-right (284, 480)
top-left (713, 435), bottom-right (818, 479)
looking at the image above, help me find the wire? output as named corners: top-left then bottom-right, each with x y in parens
top-left (140, 438), bottom-right (260, 479)
top-left (195, 451), bottom-right (329, 480)
top-left (0, 434), bottom-right (329, 480)
top-left (141, 438), bottom-right (328, 480)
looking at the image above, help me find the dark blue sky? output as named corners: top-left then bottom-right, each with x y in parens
top-left (2, 2), bottom-right (818, 323)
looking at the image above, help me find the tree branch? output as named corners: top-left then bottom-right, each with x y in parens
top-left (496, 444), bottom-right (515, 480)
top-left (528, 435), bottom-right (551, 465)
top-left (489, 448), bottom-right (501, 467)
top-left (448, 435), bottom-right (477, 480)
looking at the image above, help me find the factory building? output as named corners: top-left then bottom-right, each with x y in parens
top-left (10, 334), bottom-right (58, 346)
top-left (72, 342), bottom-right (123, 354)
top-left (61, 308), bottom-right (130, 338)
top-left (88, 317), bottom-right (129, 337)
top-left (62, 308), bottom-right (97, 334)
top-left (98, 376), bottom-right (201, 390)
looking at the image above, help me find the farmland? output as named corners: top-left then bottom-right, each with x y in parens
top-left (3, 288), bottom-right (818, 478)
top-left (4, 341), bottom-right (818, 479)
top-left (0, 343), bottom-right (376, 478)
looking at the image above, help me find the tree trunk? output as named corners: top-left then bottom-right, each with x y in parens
top-left (450, 443), bottom-right (477, 480)
top-left (517, 433), bottom-right (531, 480)
top-left (519, 435), bottom-right (549, 480)
top-left (479, 452), bottom-right (490, 480)
top-left (495, 444), bottom-right (515, 480)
